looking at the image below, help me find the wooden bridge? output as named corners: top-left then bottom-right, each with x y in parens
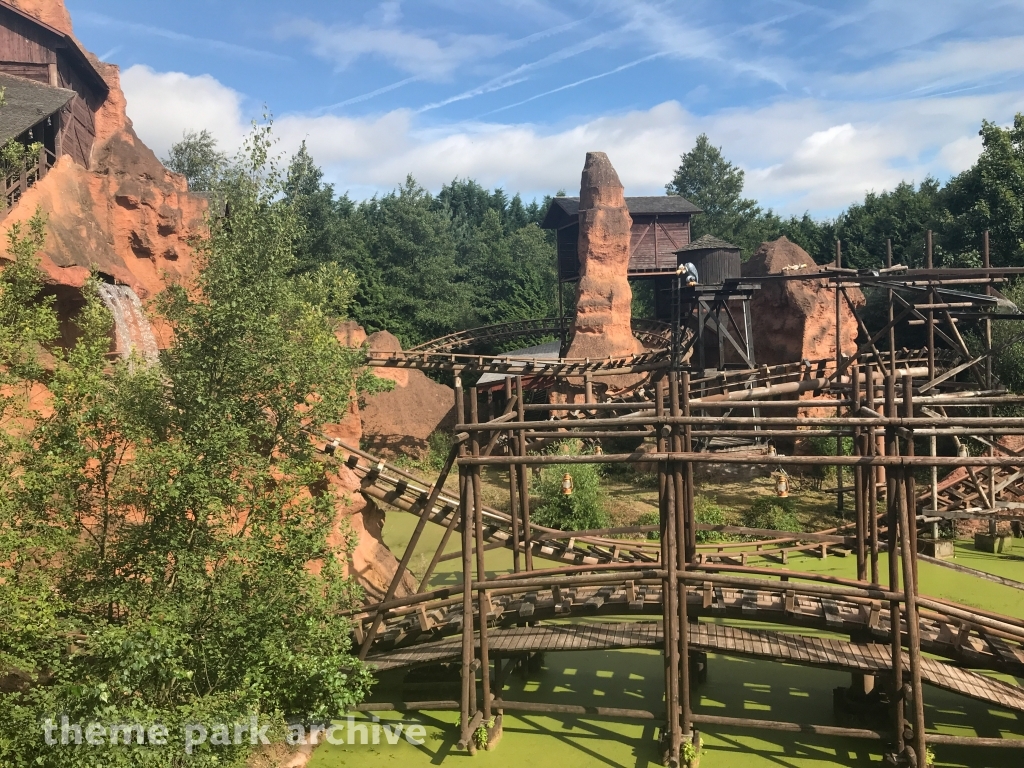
top-left (339, 261), bottom-right (1024, 765)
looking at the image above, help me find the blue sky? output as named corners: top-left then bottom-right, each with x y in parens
top-left (66, 0), bottom-right (1024, 216)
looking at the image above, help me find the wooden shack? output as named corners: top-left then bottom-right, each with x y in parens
top-left (541, 195), bottom-right (702, 281)
top-left (0, 0), bottom-right (109, 169)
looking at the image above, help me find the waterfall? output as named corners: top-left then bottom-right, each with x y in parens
top-left (97, 283), bottom-right (160, 366)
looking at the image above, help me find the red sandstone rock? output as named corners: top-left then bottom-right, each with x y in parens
top-left (359, 331), bottom-right (456, 459)
top-left (567, 152), bottom-right (643, 362)
top-left (742, 237), bottom-right (864, 367)
top-left (0, 3), bottom-right (207, 351)
top-left (327, 463), bottom-right (416, 602)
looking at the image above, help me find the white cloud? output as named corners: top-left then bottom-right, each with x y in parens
top-left (121, 67), bottom-right (1024, 216)
top-left (121, 65), bottom-right (248, 158)
top-left (828, 36), bottom-right (1024, 98)
top-left (280, 18), bottom-right (499, 80)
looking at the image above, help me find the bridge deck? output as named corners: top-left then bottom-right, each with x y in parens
top-left (368, 621), bottom-right (1024, 714)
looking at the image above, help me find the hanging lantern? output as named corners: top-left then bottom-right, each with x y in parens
top-left (767, 442), bottom-right (777, 457)
top-left (561, 472), bottom-right (574, 496)
top-left (957, 443), bottom-right (969, 458)
top-left (774, 471), bottom-right (790, 498)
top-left (594, 442), bottom-right (604, 456)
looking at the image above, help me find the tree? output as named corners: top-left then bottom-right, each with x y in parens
top-left (163, 129), bottom-right (227, 192)
top-left (1, 124), bottom-right (374, 767)
top-left (666, 133), bottom-right (778, 256)
top-left (942, 114), bottom-right (1024, 267)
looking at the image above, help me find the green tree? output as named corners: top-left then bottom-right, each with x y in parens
top-left (1, 124), bottom-right (374, 767)
top-left (942, 114), bottom-right (1024, 267)
top-left (666, 133), bottom-right (781, 256)
top-left (163, 128), bottom-right (227, 192)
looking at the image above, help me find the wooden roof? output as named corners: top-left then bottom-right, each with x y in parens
top-left (541, 194), bottom-right (702, 229)
top-left (0, 71), bottom-right (75, 143)
top-left (675, 234), bottom-right (739, 253)
top-left (0, 1), bottom-right (109, 96)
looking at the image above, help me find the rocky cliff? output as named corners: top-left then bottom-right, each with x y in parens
top-left (567, 152), bottom-right (643, 363)
top-left (742, 237), bottom-right (864, 367)
top-left (0, 0), bottom-right (206, 351)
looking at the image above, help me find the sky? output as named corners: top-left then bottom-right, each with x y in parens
top-left (66, 0), bottom-right (1024, 217)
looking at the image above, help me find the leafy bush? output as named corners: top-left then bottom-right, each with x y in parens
top-left (805, 432), bottom-right (853, 488)
top-left (694, 495), bottom-right (731, 543)
top-left (743, 495), bottom-right (801, 533)
top-left (424, 430), bottom-right (454, 472)
top-left (635, 495), bottom-right (731, 542)
top-left (532, 462), bottom-right (608, 531)
top-left (637, 510), bottom-right (660, 540)
top-left (0, 123), bottom-right (374, 767)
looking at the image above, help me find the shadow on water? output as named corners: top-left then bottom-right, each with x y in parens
top-left (313, 640), bottom-right (1023, 768)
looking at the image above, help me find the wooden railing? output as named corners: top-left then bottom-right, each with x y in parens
top-left (1, 145), bottom-right (56, 219)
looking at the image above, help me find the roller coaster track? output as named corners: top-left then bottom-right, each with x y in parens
top-left (406, 317), bottom-right (675, 354)
top-left (334, 445), bottom-right (1024, 687)
top-left (366, 620), bottom-right (1024, 716)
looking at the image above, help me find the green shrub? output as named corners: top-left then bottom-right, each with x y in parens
top-left (805, 433), bottom-right (853, 487)
top-left (694, 495), bottom-right (731, 543)
top-left (636, 510), bottom-right (660, 540)
top-left (532, 462), bottom-right (608, 531)
top-left (635, 495), bottom-right (730, 542)
top-left (423, 429), bottom-right (453, 472)
top-left (743, 495), bottom-right (801, 532)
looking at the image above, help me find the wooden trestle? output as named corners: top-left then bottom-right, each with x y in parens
top-left (338, 255), bottom-right (1024, 766)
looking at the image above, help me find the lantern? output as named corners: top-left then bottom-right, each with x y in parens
top-left (774, 471), bottom-right (790, 498)
top-left (958, 443), bottom-right (969, 458)
top-left (767, 442), bottom-right (777, 457)
top-left (561, 473), bottom-right (574, 496)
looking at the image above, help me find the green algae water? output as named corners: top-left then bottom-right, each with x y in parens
top-left (321, 518), bottom-right (1024, 768)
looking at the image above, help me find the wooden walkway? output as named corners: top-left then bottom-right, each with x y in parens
top-left (370, 580), bottom-right (1024, 679)
top-left (367, 621), bottom-right (1024, 715)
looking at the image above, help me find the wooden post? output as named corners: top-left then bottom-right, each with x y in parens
top-left (984, 231), bottom-right (997, 531)
top-left (470, 389), bottom-right (493, 724)
top-left (852, 362), bottom-right (867, 582)
top-left (925, 231), bottom-right (935, 382)
top-left (897, 465), bottom-right (928, 765)
top-left (678, 371), bottom-right (693, 742)
top-left (865, 363), bottom-right (880, 585)
top-left (835, 240), bottom-right (845, 518)
top-left (886, 239), bottom-right (896, 377)
top-left (902, 375), bottom-right (919, 593)
top-left (456, 372), bottom-right (475, 746)
top-left (505, 377), bottom-right (521, 573)
top-left (657, 375), bottom-right (680, 764)
top-left (515, 376), bottom-right (533, 571)
top-left (884, 375), bottom-right (905, 755)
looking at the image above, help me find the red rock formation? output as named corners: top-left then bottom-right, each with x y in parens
top-left (0, 1), bottom-right (206, 351)
top-left (742, 237), bottom-right (864, 367)
top-left (567, 152), bottom-right (643, 362)
top-left (359, 330), bottom-right (456, 460)
top-left (7, 0), bottom-right (72, 35)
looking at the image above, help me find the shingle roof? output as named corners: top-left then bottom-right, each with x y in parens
top-left (541, 194), bottom-right (702, 228)
top-left (675, 234), bottom-right (740, 253)
top-left (0, 72), bottom-right (75, 144)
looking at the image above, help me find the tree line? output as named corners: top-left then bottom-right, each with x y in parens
top-left (167, 114), bottom-right (1024, 347)
top-left (669, 116), bottom-right (1024, 271)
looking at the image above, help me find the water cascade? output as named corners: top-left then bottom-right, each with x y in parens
top-left (97, 283), bottom-right (160, 366)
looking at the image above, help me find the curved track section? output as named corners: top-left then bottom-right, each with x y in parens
top-left (407, 317), bottom-right (675, 354)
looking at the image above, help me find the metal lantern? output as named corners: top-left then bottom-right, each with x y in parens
top-left (958, 443), bottom-right (969, 458)
top-left (767, 442), bottom-right (777, 457)
top-left (561, 472), bottom-right (574, 496)
top-left (774, 471), bottom-right (790, 498)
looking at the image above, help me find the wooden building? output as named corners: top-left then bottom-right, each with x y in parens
top-left (0, 0), bottom-right (109, 169)
top-left (540, 195), bottom-right (702, 281)
top-left (675, 234), bottom-right (742, 285)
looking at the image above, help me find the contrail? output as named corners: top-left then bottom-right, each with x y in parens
top-left (313, 77), bottom-right (420, 114)
top-left (480, 52), bottom-right (668, 116)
